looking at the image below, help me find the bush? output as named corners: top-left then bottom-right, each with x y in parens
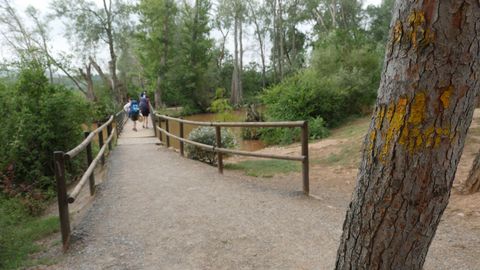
top-left (0, 63), bottom-right (91, 203)
top-left (259, 116), bottom-right (329, 145)
top-left (309, 117), bottom-right (330, 139)
top-left (186, 126), bottom-right (237, 165)
top-left (261, 31), bottom-right (381, 129)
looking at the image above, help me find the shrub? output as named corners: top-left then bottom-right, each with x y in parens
top-left (259, 116), bottom-right (329, 145)
top-left (0, 63), bottom-right (91, 203)
top-left (261, 30), bottom-right (381, 129)
top-left (186, 126), bottom-right (237, 165)
top-left (309, 117), bottom-right (330, 139)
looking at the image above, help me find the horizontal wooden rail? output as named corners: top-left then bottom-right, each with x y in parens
top-left (155, 114), bottom-right (309, 195)
top-left (54, 111), bottom-right (126, 252)
top-left (157, 114), bottom-right (304, 128)
top-left (67, 128), bottom-right (116, 203)
top-left (157, 126), bottom-right (304, 161)
top-left (157, 126), bottom-right (214, 151)
top-left (65, 115), bottom-right (114, 159)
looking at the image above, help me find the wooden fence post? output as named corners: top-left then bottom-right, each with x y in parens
top-left (54, 151), bottom-right (71, 251)
top-left (301, 121), bottom-right (309, 195)
top-left (158, 118), bottom-right (163, 143)
top-left (165, 119), bottom-right (170, 148)
top-left (107, 123), bottom-right (113, 150)
top-left (215, 126), bottom-right (223, 174)
top-left (153, 115), bottom-right (157, 137)
top-left (179, 121), bottom-right (184, 156)
top-left (98, 126), bottom-right (105, 165)
top-left (85, 132), bottom-right (95, 196)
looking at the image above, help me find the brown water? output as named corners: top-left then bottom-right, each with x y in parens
top-left (159, 110), bottom-right (265, 152)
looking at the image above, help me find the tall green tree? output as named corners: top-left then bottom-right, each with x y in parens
top-left (136, 0), bottom-right (178, 108)
top-left (366, 0), bottom-right (395, 44)
top-left (174, 0), bottom-right (215, 111)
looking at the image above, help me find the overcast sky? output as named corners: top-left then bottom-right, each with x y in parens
top-left (3, 0), bottom-right (384, 70)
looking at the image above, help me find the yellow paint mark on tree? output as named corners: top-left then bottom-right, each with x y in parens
top-left (377, 92), bottom-right (452, 160)
top-left (393, 20), bottom-right (403, 44)
top-left (380, 97), bottom-right (408, 160)
top-left (404, 10), bottom-right (435, 50)
top-left (440, 86), bottom-right (454, 109)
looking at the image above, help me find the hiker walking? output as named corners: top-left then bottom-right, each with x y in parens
top-left (129, 99), bottom-right (140, 131)
top-left (139, 94), bottom-right (150, 128)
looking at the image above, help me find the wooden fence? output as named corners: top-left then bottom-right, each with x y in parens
top-left (153, 114), bottom-right (309, 195)
top-left (54, 111), bottom-right (127, 251)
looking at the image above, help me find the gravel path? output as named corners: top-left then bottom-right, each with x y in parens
top-left (51, 120), bottom-right (480, 269)
top-left (53, 121), bottom-right (343, 269)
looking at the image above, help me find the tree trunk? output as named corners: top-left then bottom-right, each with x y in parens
top-left (277, 0), bottom-right (284, 80)
top-left (246, 0), bottom-right (265, 88)
top-left (230, 9), bottom-right (241, 106)
top-left (238, 12), bottom-right (243, 104)
top-left (79, 63), bottom-right (96, 102)
top-left (271, 0), bottom-right (277, 83)
top-left (335, 1), bottom-right (480, 269)
top-left (103, 0), bottom-right (121, 105)
top-left (89, 56), bottom-right (112, 91)
top-left (155, 74), bottom-right (163, 109)
top-left (464, 150), bottom-right (480, 193)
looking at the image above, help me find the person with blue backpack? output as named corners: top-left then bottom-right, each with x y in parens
top-left (128, 98), bottom-right (140, 131)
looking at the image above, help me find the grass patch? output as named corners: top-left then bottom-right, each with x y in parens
top-left (330, 117), bottom-right (370, 139)
top-left (0, 196), bottom-right (59, 270)
top-left (314, 142), bottom-right (362, 167)
top-left (225, 159), bottom-right (301, 177)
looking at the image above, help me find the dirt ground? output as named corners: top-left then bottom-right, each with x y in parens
top-left (37, 113), bottom-right (480, 269)
top-left (226, 111), bottom-right (480, 269)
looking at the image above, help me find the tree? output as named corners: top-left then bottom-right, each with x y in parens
top-left (52, 0), bottom-right (132, 105)
top-left (365, 0), bottom-right (395, 44)
top-left (0, 1), bottom-right (97, 101)
top-left (335, 1), bottom-right (480, 269)
top-left (174, 0), bottom-right (215, 111)
top-left (136, 0), bottom-right (178, 108)
top-left (246, 0), bottom-right (268, 88)
top-left (218, 0), bottom-right (246, 106)
top-left (306, 0), bottom-right (362, 35)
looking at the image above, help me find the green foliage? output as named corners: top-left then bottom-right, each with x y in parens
top-left (309, 117), bottom-right (330, 139)
top-left (262, 31), bottom-right (381, 129)
top-left (92, 85), bottom-right (117, 121)
top-left (186, 127), bottom-right (237, 165)
top-left (210, 88), bottom-right (232, 113)
top-left (0, 195), bottom-right (59, 269)
top-left (259, 127), bottom-right (300, 146)
top-left (225, 159), bottom-right (300, 178)
top-left (366, 0), bottom-right (395, 44)
top-left (0, 64), bottom-right (91, 202)
top-left (209, 88), bottom-right (234, 121)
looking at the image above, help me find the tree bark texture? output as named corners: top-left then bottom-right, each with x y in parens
top-left (335, 1), bottom-right (480, 269)
top-left (464, 150), bottom-right (480, 193)
top-left (230, 6), bottom-right (242, 106)
top-left (277, 0), bottom-right (284, 80)
top-left (79, 63), bottom-right (96, 102)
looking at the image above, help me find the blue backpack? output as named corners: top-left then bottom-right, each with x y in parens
top-left (130, 100), bottom-right (140, 117)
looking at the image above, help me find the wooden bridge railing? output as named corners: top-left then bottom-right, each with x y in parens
top-left (54, 110), bottom-right (127, 251)
top-left (154, 114), bottom-right (309, 195)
